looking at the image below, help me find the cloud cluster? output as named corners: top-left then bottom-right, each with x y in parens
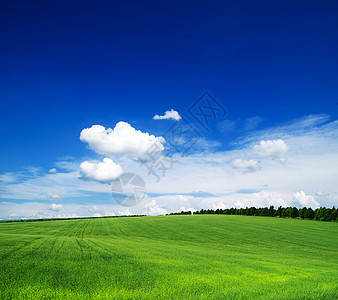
top-left (231, 159), bottom-right (261, 173)
top-left (80, 158), bottom-right (122, 183)
top-left (49, 203), bottom-right (62, 211)
top-left (143, 200), bottom-right (168, 216)
top-left (293, 191), bottom-right (319, 209)
top-left (80, 122), bottom-right (165, 157)
top-left (0, 114), bottom-right (337, 219)
top-left (153, 109), bottom-right (181, 121)
top-left (254, 139), bottom-right (289, 161)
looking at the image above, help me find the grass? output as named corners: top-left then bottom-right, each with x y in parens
top-left (0, 215), bottom-right (337, 299)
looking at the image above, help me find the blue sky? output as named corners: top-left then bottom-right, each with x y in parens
top-left (0, 1), bottom-right (338, 219)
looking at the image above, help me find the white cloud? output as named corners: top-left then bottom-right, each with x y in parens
top-left (80, 158), bottom-right (122, 183)
top-left (0, 202), bottom-right (80, 220)
top-left (117, 208), bottom-right (132, 216)
top-left (143, 200), bottom-right (168, 216)
top-left (178, 207), bottom-right (196, 213)
top-left (49, 193), bottom-right (59, 199)
top-left (0, 188), bottom-right (331, 220)
top-left (80, 121), bottom-right (165, 157)
top-left (231, 159), bottom-right (261, 173)
top-left (293, 191), bottom-right (320, 209)
top-left (49, 168), bottom-right (57, 173)
top-left (148, 190), bottom-right (288, 214)
top-left (0, 114), bottom-right (337, 220)
top-left (0, 162), bottom-right (117, 201)
top-left (43, 192), bottom-right (60, 199)
top-left (153, 109), bottom-right (181, 121)
top-left (236, 114), bottom-right (330, 143)
top-left (49, 203), bottom-right (62, 211)
top-left (0, 172), bottom-right (17, 183)
top-left (254, 139), bottom-right (289, 161)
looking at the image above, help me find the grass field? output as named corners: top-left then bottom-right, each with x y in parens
top-left (0, 215), bottom-right (337, 299)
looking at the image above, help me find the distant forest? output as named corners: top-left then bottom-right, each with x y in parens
top-left (168, 206), bottom-right (338, 222)
top-left (1, 206), bottom-right (337, 223)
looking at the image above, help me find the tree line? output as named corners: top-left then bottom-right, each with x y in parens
top-left (168, 206), bottom-right (338, 222)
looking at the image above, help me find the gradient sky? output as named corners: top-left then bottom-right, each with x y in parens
top-left (1, 1), bottom-right (338, 219)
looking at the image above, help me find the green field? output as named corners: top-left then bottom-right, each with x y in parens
top-left (0, 215), bottom-right (337, 299)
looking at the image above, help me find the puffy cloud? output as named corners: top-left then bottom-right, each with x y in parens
top-left (178, 207), bottom-right (196, 213)
top-left (49, 168), bottom-right (57, 173)
top-left (49, 203), bottom-right (62, 211)
top-left (80, 121), bottom-right (165, 157)
top-left (231, 159), bottom-right (261, 173)
top-left (293, 191), bottom-right (320, 208)
top-left (254, 139), bottom-right (289, 161)
top-left (0, 115), bottom-right (337, 220)
top-left (143, 200), bottom-right (168, 216)
top-left (153, 109), bottom-right (181, 121)
top-left (232, 191), bottom-right (287, 209)
top-left (80, 158), bottom-right (122, 183)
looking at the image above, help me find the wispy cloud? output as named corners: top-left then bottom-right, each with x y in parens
top-left (0, 114), bottom-right (337, 219)
top-left (218, 116), bottom-right (263, 134)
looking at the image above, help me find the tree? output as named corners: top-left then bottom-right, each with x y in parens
top-left (299, 207), bottom-right (307, 219)
top-left (275, 206), bottom-right (283, 217)
top-left (304, 207), bottom-right (314, 219)
top-left (291, 207), bottom-right (299, 218)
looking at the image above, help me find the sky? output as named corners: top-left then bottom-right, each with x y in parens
top-left (0, 0), bottom-right (338, 219)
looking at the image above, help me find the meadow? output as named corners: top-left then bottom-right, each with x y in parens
top-left (0, 215), bottom-right (337, 299)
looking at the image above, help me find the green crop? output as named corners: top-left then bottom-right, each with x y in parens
top-left (0, 215), bottom-right (337, 299)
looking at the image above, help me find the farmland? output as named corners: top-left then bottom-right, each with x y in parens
top-left (0, 215), bottom-right (337, 299)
